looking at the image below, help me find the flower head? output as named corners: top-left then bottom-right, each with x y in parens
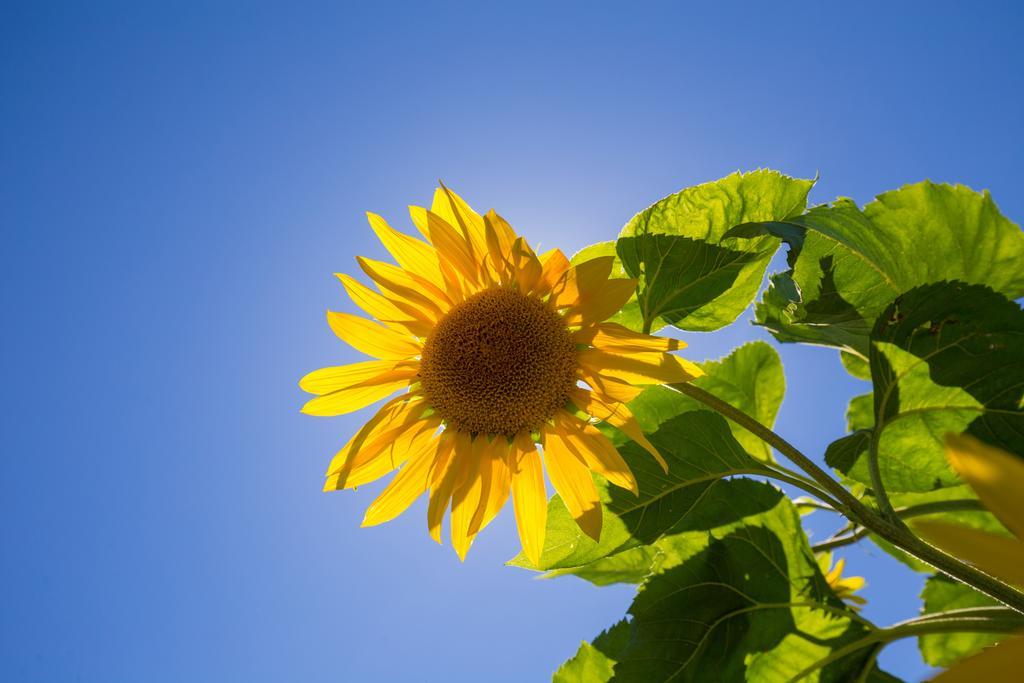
top-left (300, 186), bottom-right (702, 562)
top-left (816, 552), bottom-right (866, 610)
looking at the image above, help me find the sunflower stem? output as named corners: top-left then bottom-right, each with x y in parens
top-left (668, 381), bottom-right (1024, 615)
top-left (792, 607), bottom-right (1024, 681)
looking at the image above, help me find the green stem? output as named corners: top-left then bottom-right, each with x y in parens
top-left (868, 425), bottom-right (898, 522)
top-left (669, 381), bottom-right (1024, 615)
top-left (811, 499), bottom-right (985, 552)
top-left (670, 383), bottom-right (881, 526)
top-left (793, 608), bottom-right (1024, 681)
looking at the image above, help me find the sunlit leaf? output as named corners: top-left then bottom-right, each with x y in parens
top-left (557, 482), bottom-right (898, 682)
top-left (919, 576), bottom-right (1005, 667)
top-left (507, 411), bottom-right (771, 572)
top-left (826, 283), bottom-right (1024, 493)
top-left (756, 182), bottom-right (1024, 355)
top-left (619, 170), bottom-right (814, 331)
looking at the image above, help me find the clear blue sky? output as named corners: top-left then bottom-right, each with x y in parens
top-left (3, 2), bottom-right (1022, 681)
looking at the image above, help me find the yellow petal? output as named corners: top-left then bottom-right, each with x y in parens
top-left (300, 360), bottom-right (410, 395)
top-left (570, 386), bottom-right (667, 471)
top-left (578, 322), bottom-right (685, 353)
top-left (408, 207), bottom-right (482, 287)
top-left (361, 431), bottom-right (440, 527)
top-left (931, 635), bottom-right (1024, 682)
top-left (299, 362), bottom-right (417, 416)
top-left (577, 366), bottom-right (644, 403)
top-left (511, 433), bottom-right (547, 567)
top-left (945, 433), bottom-right (1024, 540)
top-left (335, 273), bottom-right (434, 337)
top-left (475, 437), bottom-right (513, 535)
top-left (579, 348), bottom-right (703, 386)
top-left (543, 425), bottom-right (602, 541)
top-left (324, 395), bottom-right (426, 477)
top-left (326, 311), bottom-right (421, 360)
top-left (565, 278), bottom-right (638, 326)
top-left (366, 212), bottom-right (446, 289)
top-left (538, 248), bottom-right (570, 295)
top-left (509, 237), bottom-right (543, 294)
top-left (483, 210), bottom-right (515, 282)
top-left (427, 432), bottom-right (458, 543)
top-left (324, 415), bottom-right (441, 490)
top-left (357, 256), bottom-right (450, 318)
top-left (914, 520), bottom-right (1024, 589)
top-left (433, 184), bottom-right (488, 263)
top-left (549, 256), bottom-right (614, 310)
top-left (450, 434), bottom-right (488, 560)
top-left (554, 411), bottom-right (638, 495)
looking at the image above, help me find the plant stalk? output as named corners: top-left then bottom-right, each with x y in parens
top-left (669, 381), bottom-right (1024, 615)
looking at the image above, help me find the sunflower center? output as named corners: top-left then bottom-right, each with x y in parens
top-left (419, 287), bottom-right (577, 437)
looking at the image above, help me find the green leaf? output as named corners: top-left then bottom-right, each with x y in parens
top-left (618, 169), bottom-right (814, 331)
top-left (840, 351), bottom-right (872, 380)
top-left (756, 182), bottom-right (1024, 355)
top-left (826, 283), bottom-right (1024, 493)
top-left (507, 410), bottom-right (771, 572)
top-left (919, 576), bottom-right (1005, 667)
top-left (868, 485), bottom-right (1011, 573)
top-left (542, 547), bottom-right (659, 586)
top-left (628, 341), bottom-right (786, 462)
top-left (560, 481), bottom-right (895, 682)
top-left (554, 621), bottom-right (630, 683)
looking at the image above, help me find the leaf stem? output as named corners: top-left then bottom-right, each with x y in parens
top-left (793, 607), bottom-right (1024, 681)
top-left (669, 381), bottom-right (1024, 615)
top-left (811, 499), bottom-right (986, 552)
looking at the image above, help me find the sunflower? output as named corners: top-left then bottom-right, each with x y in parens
top-left (815, 552), bottom-right (866, 610)
top-left (300, 185), bottom-right (702, 563)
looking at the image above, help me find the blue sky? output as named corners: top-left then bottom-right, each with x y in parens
top-left (3, 1), bottom-right (1023, 681)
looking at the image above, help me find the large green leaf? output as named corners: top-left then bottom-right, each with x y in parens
top-left (918, 576), bottom-right (1005, 667)
top-left (825, 283), bottom-right (1024, 493)
top-left (507, 410), bottom-right (772, 572)
top-left (756, 182), bottom-right (1024, 355)
top-left (555, 481), bottom-right (896, 682)
top-left (628, 341), bottom-right (785, 462)
top-left (618, 170), bottom-right (814, 331)
top-left (519, 344), bottom-right (786, 583)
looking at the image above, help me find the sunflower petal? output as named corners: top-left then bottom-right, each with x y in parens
top-left (300, 362), bottom-right (417, 416)
top-left (570, 386), bottom-right (667, 471)
top-left (579, 348), bottom-right (703, 386)
top-left (335, 273), bottom-right (434, 337)
top-left (427, 432), bottom-right (458, 543)
top-left (324, 395), bottom-right (426, 477)
top-left (408, 207), bottom-right (482, 287)
top-left (433, 184), bottom-right (488, 261)
top-left (511, 433), bottom-right (547, 567)
top-left (566, 278), bottom-right (638, 326)
top-left (450, 432), bottom-right (486, 560)
top-left (324, 415), bottom-right (441, 490)
top-left (538, 248), bottom-right (571, 295)
top-left (476, 437), bottom-right (513, 534)
top-left (550, 256), bottom-right (614, 310)
top-left (366, 212), bottom-right (446, 288)
top-left (326, 311), bottom-right (421, 360)
top-left (577, 366), bottom-right (644, 403)
top-left (554, 411), bottom-right (638, 495)
top-left (358, 256), bottom-right (450, 317)
top-left (914, 520), bottom-right (1024, 589)
top-left (945, 433), bottom-right (1024, 540)
top-left (578, 322), bottom-right (685, 353)
top-left (543, 425), bottom-right (602, 541)
top-left (361, 431), bottom-right (440, 527)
